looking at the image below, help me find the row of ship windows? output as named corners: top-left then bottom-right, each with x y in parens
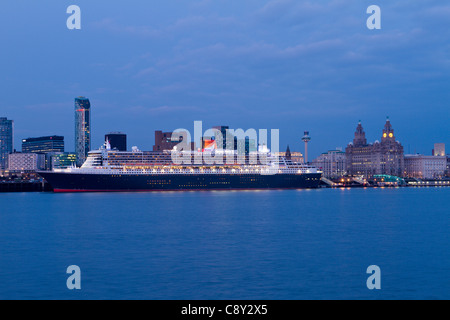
top-left (103, 176), bottom-right (318, 182)
top-left (92, 169), bottom-right (309, 174)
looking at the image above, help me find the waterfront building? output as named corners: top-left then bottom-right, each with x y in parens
top-left (276, 146), bottom-right (304, 164)
top-left (105, 132), bottom-right (127, 151)
top-left (289, 152), bottom-right (304, 164)
top-left (433, 143), bottom-right (445, 156)
top-left (153, 130), bottom-right (195, 152)
top-left (75, 97), bottom-right (91, 166)
top-left (22, 136), bottom-right (64, 154)
top-left (312, 149), bottom-right (347, 178)
top-left (212, 126), bottom-right (236, 151)
top-left (345, 118), bottom-right (404, 177)
top-left (211, 126), bottom-right (258, 155)
top-left (22, 136), bottom-right (65, 170)
top-left (236, 137), bottom-right (257, 154)
top-left (404, 154), bottom-right (447, 179)
top-left (8, 153), bottom-right (45, 172)
top-left (446, 155), bottom-right (450, 177)
top-left (42, 152), bottom-right (59, 171)
top-left (0, 117), bottom-right (14, 170)
top-left (51, 153), bottom-right (77, 169)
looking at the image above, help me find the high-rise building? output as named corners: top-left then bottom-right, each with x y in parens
top-left (346, 118), bottom-right (404, 177)
top-left (22, 136), bottom-right (64, 153)
top-left (213, 126), bottom-right (235, 151)
top-left (75, 97), bottom-right (91, 166)
top-left (105, 132), bottom-right (127, 151)
top-left (0, 117), bottom-right (14, 170)
top-left (212, 126), bottom-right (257, 154)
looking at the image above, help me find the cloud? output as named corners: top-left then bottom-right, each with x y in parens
top-left (127, 105), bottom-right (202, 115)
top-left (3, 0), bottom-right (449, 154)
top-left (257, 0), bottom-right (324, 21)
top-left (92, 18), bottom-right (161, 38)
top-left (24, 102), bottom-right (69, 111)
top-left (255, 0), bottom-right (352, 29)
top-left (424, 5), bottom-right (450, 17)
top-left (134, 67), bottom-right (156, 78)
top-left (92, 15), bottom-right (240, 40)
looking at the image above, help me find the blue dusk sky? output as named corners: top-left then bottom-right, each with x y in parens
top-left (0, 0), bottom-right (449, 158)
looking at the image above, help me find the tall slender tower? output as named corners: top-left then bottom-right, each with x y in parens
top-left (75, 97), bottom-right (91, 166)
top-left (301, 131), bottom-right (311, 164)
top-left (0, 117), bottom-right (14, 170)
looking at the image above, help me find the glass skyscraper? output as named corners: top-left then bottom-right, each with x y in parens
top-left (75, 97), bottom-right (91, 166)
top-left (0, 117), bottom-right (14, 170)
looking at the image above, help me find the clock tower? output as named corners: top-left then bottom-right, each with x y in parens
top-left (381, 116), bottom-right (395, 143)
top-left (346, 117), bottom-right (404, 177)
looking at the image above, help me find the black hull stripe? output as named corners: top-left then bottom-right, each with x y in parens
top-left (39, 172), bottom-right (322, 192)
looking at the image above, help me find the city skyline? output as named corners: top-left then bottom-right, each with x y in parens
top-left (1, 1), bottom-right (449, 158)
top-left (5, 109), bottom-right (448, 180)
top-left (1, 106), bottom-right (447, 159)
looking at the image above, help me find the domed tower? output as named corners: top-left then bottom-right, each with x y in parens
top-left (353, 120), bottom-right (367, 146)
top-left (381, 116), bottom-right (395, 143)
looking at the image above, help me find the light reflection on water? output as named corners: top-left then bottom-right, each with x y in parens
top-left (0, 187), bottom-right (448, 299)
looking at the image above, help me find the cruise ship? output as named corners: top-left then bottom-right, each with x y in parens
top-left (39, 143), bottom-right (322, 192)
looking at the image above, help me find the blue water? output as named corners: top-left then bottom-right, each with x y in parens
top-left (0, 187), bottom-right (448, 300)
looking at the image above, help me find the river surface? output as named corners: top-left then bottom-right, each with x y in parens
top-left (0, 187), bottom-right (448, 299)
